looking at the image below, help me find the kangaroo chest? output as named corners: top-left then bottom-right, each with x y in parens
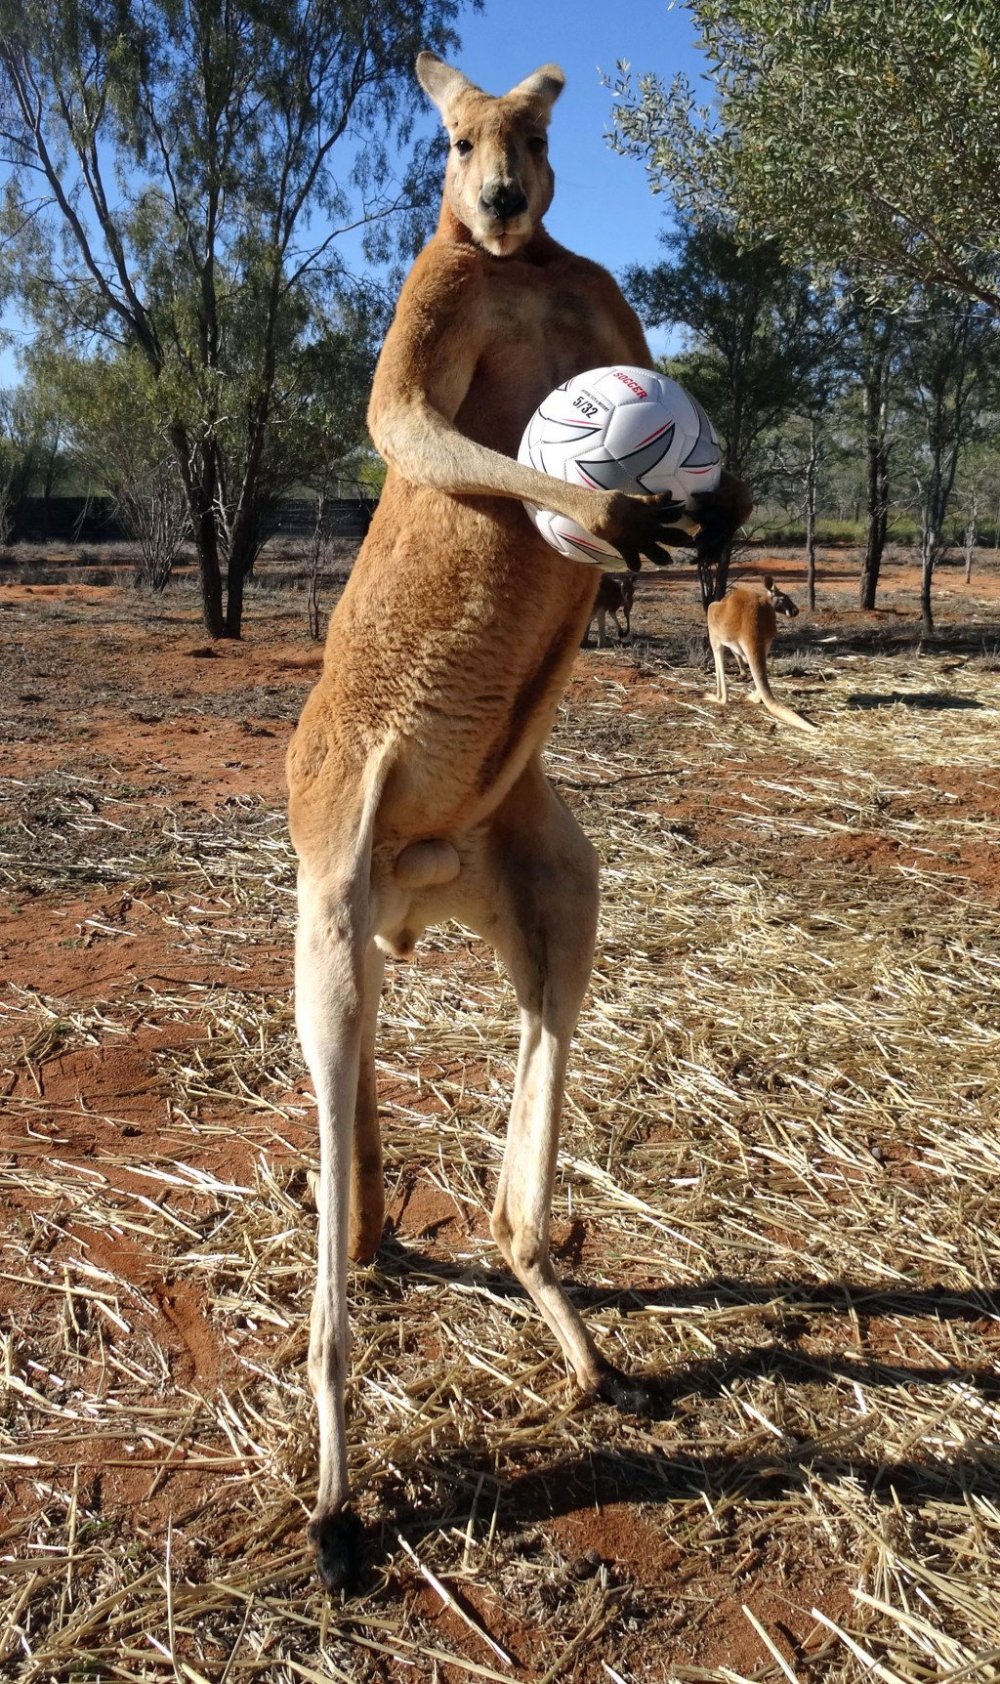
top-left (458, 261), bottom-right (638, 457)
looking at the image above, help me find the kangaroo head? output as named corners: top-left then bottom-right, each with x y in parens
top-left (416, 53), bottom-right (564, 257)
top-left (763, 575), bottom-right (799, 618)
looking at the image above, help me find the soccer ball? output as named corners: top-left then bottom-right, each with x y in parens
top-left (517, 365), bottom-right (722, 564)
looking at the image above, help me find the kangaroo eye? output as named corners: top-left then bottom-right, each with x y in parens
top-left (527, 135), bottom-right (546, 155)
top-left (454, 138), bottom-right (473, 157)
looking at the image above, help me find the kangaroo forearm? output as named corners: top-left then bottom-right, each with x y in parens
top-left (376, 400), bottom-right (611, 532)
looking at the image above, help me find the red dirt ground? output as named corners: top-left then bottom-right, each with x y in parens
top-left (2, 543), bottom-right (999, 1680)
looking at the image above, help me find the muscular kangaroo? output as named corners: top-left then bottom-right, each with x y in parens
top-left (287, 52), bottom-right (752, 1591)
top-left (706, 576), bottom-right (818, 732)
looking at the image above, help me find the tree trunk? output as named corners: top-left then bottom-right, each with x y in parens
top-left (197, 522), bottom-right (226, 639)
top-left (860, 441), bottom-right (889, 610)
top-left (805, 415), bottom-right (818, 611)
top-left (963, 492), bottom-right (978, 584)
top-left (223, 412), bottom-right (274, 637)
top-left (917, 484), bottom-right (938, 640)
top-left (308, 491), bottom-right (327, 641)
top-left (859, 348), bottom-right (891, 611)
top-left (917, 437), bottom-right (960, 644)
top-left (920, 545), bottom-right (935, 639)
top-left (225, 541), bottom-right (247, 638)
top-left (225, 499), bottom-right (264, 638)
top-left (172, 423), bottom-right (225, 638)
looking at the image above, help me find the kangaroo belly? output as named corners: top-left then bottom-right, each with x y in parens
top-left (321, 484), bottom-right (597, 833)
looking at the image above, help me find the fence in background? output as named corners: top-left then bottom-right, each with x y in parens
top-left (8, 494), bottom-right (377, 546)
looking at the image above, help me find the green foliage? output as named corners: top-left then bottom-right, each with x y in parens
top-left (628, 219), bottom-right (836, 475)
top-left (747, 511), bottom-right (937, 547)
top-left (0, 389), bottom-right (44, 519)
top-left (0, 0), bottom-right (471, 631)
top-left (610, 0), bottom-right (1000, 312)
top-left (894, 290), bottom-right (1000, 605)
top-left (32, 344), bottom-right (192, 584)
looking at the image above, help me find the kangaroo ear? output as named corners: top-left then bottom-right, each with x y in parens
top-left (507, 63), bottom-right (565, 120)
top-left (763, 574), bottom-right (774, 590)
top-left (416, 52), bottom-right (480, 120)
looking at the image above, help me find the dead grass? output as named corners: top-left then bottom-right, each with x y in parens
top-left (1, 589), bottom-right (999, 1682)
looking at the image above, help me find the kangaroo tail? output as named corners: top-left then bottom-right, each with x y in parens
top-left (745, 649), bottom-right (819, 734)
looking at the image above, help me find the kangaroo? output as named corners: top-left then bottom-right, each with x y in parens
top-left (286, 51), bottom-right (752, 1592)
top-left (585, 571), bottom-right (635, 647)
top-left (706, 576), bottom-right (818, 732)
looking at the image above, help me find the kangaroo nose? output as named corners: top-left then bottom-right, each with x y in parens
top-left (480, 181), bottom-right (528, 221)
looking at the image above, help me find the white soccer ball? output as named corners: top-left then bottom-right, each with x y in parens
top-left (517, 364), bottom-right (722, 564)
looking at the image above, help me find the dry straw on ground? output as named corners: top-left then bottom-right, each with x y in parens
top-left (1, 587), bottom-right (999, 1682)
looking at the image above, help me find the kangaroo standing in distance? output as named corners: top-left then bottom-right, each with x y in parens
top-left (287, 51), bottom-right (752, 1591)
top-left (706, 576), bottom-right (818, 732)
top-left (585, 571), bottom-right (635, 647)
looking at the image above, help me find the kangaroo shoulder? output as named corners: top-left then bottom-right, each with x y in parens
top-left (394, 236), bottom-right (488, 337)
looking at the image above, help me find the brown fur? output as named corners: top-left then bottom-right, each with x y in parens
top-left (286, 52), bottom-right (753, 1591)
top-left (706, 575), bottom-right (818, 732)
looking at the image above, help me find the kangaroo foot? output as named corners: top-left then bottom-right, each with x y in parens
top-left (594, 1361), bottom-right (657, 1416)
top-left (309, 1507), bottom-right (365, 1595)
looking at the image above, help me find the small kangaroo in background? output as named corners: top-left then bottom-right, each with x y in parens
top-left (585, 572), bottom-right (634, 647)
top-left (706, 576), bottom-right (818, 732)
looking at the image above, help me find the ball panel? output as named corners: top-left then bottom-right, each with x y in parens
top-left (518, 364), bottom-right (723, 559)
top-left (602, 398), bottom-right (664, 456)
top-left (526, 503), bottom-right (621, 563)
top-left (678, 394), bottom-right (722, 474)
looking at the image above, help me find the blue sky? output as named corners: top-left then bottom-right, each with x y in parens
top-left (1, 0), bottom-right (703, 385)
top-left (442, 0), bottom-right (702, 274)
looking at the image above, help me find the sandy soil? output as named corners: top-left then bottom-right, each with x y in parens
top-left (2, 542), bottom-right (999, 1681)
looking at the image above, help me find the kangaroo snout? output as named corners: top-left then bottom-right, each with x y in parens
top-left (480, 179), bottom-right (528, 221)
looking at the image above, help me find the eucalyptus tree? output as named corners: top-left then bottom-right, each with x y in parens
top-left (610, 0), bottom-right (1000, 315)
top-left (840, 298), bottom-right (900, 611)
top-left (953, 442), bottom-right (1000, 584)
top-left (626, 218), bottom-right (837, 600)
top-left (898, 292), bottom-right (999, 634)
top-left (0, 0), bottom-right (468, 636)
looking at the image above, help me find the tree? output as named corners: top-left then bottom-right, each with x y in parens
top-left (626, 219), bottom-right (836, 600)
top-left (953, 441), bottom-right (1000, 585)
top-left (610, 0), bottom-right (1000, 316)
top-left (0, 0), bottom-right (468, 636)
top-left (0, 377), bottom-right (73, 539)
top-left (761, 409), bottom-right (835, 612)
top-left (35, 346), bottom-right (191, 587)
top-left (843, 299), bottom-right (899, 611)
top-left (898, 292), bottom-right (999, 635)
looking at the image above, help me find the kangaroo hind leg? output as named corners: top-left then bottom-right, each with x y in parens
top-left (463, 762), bottom-right (652, 1412)
top-left (293, 762), bottom-right (386, 1592)
top-left (347, 939), bottom-right (385, 1266)
top-left (707, 633), bottom-right (728, 705)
